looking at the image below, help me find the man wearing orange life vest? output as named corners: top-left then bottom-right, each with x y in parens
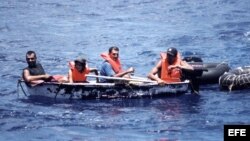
top-left (68, 58), bottom-right (99, 83)
top-left (148, 47), bottom-right (193, 84)
top-left (100, 46), bottom-right (134, 82)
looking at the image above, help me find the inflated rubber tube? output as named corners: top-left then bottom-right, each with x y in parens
top-left (183, 56), bottom-right (230, 84)
top-left (219, 66), bottom-right (250, 91)
top-left (198, 63), bottom-right (230, 84)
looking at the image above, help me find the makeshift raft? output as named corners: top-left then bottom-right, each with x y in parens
top-left (19, 80), bottom-right (190, 100)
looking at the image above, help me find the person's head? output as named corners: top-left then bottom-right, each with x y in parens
top-left (108, 46), bottom-right (119, 61)
top-left (26, 51), bottom-right (37, 67)
top-left (74, 58), bottom-right (86, 72)
top-left (166, 47), bottom-right (178, 65)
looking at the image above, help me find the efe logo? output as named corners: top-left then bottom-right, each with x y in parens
top-left (228, 129), bottom-right (246, 136)
top-left (224, 125), bottom-right (249, 141)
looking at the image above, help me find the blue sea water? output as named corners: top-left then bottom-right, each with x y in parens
top-left (1, 0), bottom-right (250, 140)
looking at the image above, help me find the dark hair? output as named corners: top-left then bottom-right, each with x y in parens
top-left (26, 50), bottom-right (37, 58)
top-left (74, 58), bottom-right (86, 72)
top-left (74, 58), bottom-right (86, 65)
top-left (108, 46), bottom-right (119, 53)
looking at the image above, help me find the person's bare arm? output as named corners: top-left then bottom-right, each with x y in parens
top-left (114, 67), bottom-right (134, 77)
top-left (168, 61), bottom-right (194, 70)
top-left (68, 69), bottom-right (73, 83)
top-left (23, 69), bottom-right (51, 83)
top-left (90, 68), bottom-right (99, 82)
top-left (180, 61), bottom-right (194, 70)
top-left (147, 61), bottom-right (165, 84)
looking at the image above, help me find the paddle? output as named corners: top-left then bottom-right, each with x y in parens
top-left (86, 74), bottom-right (157, 83)
top-left (130, 76), bottom-right (150, 81)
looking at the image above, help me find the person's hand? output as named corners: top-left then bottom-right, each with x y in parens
top-left (168, 65), bottom-right (180, 70)
top-left (43, 74), bottom-right (53, 81)
top-left (157, 79), bottom-right (166, 85)
top-left (127, 67), bottom-right (135, 73)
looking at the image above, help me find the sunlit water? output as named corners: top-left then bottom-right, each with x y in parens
top-left (1, 0), bottom-right (250, 140)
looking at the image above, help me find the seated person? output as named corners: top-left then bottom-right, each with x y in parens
top-left (148, 47), bottom-right (193, 84)
top-left (68, 58), bottom-right (98, 83)
top-left (99, 46), bottom-right (134, 82)
top-left (23, 51), bottom-right (68, 86)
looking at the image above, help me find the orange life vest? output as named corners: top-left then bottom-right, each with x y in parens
top-left (100, 52), bottom-right (122, 74)
top-left (160, 52), bottom-right (182, 82)
top-left (69, 61), bottom-right (90, 82)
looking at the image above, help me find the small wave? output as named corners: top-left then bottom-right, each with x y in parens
top-left (147, 127), bottom-right (181, 133)
top-left (218, 30), bottom-right (244, 40)
top-left (84, 13), bottom-right (102, 17)
top-left (169, 35), bottom-right (207, 46)
top-left (0, 54), bottom-right (7, 61)
top-left (41, 2), bottom-right (64, 7)
top-left (1, 74), bottom-right (20, 79)
top-left (105, 18), bottom-right (125, 22)
top-left (112, 4), bottom-right (127, 9)
top-left (0, 25), bottom-right (10, 32)
top-left (214, 21), bottom-right (250, 29)
top-left (51, 126), bottom-right (84, 136)
top-left (244, 31), bottom-right (250, 40)
top-left (0, 6), bottom-right (15, 9)
top-left (232, 10), bottom-right (248, 14)
top-left (137, 50), bottom-right (157, 57)
top-left (0, 89), bottom-right (17, 96)
top-left (7, 125), bottom-right (27, 131)
top-left (132, 0), bottom-right (157, 6)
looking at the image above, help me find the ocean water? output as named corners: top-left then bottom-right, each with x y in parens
top-left (1, 0), bottom-right (250, 140)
